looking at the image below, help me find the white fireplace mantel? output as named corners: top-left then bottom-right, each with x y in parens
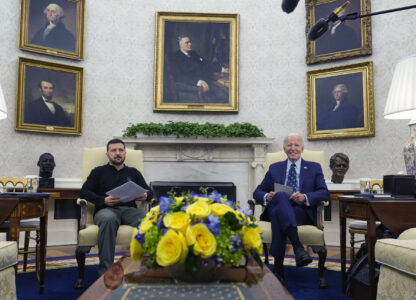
top-left (120, 136), bottom-right (274, 208)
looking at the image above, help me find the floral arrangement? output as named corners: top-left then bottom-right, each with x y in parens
top-left (130, 190), bottom-right (264, 273)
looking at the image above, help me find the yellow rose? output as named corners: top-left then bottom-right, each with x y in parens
top-left (175, 197), bottom-right (184, 204)
top-left (139, 216), bottom-right (155, 234)
top-left (156, 230), bottom-right (188, 266)
top-left (146, 205), bottom-right (160, 218)
top-left (130, 228), bottom-right (144, 260)
top-left (163, 211), bottom-right (191, 234)
top-left (195, 196), bottom-right (209, 202)
top-left (220, 198), bottom-right (228, 203)
top-left (186, 200), bottom-right (211, 219)
top-left (186, 224), bottom-right (217, 258)
top-left (210, 203), bottom-right (234, 216)
top-left (241, 226), bottom-right (263, 255)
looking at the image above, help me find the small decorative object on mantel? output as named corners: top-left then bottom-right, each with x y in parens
top-left (122, 121), bottom-right (265, 138)
top-left (130, 190), bottom-right (263, 283)
top-left (329, 153), bottom-right (349, 183)
top-left (37, 153), bottom-right (55, 188)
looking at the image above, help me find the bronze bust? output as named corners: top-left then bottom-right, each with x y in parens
top-left (37, 153), bottom-right (55, 188)
top-left (329, 153), bottom-right (349, 183)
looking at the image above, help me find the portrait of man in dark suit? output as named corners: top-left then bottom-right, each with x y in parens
top-left (316, 83), bottom-right (364, 131)
top-left (24, 79), bottom-right (73, 127)
top-left (314, 0), bottom-right (361, 56)
top-left (162, 22), bottom-right (230, 104)
top-left (29, 1), bottom-right (76, 52)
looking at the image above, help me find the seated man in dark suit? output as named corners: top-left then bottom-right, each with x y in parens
top-left (24, 79), bottom-right (72, 127)
top-left (166, 35), bottom-right (228, 103)
top-left (253, 133), bottom-right (329, 283)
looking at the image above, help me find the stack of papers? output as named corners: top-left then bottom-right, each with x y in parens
top-left (106, 181), bottom-right (148, 202)
top-left (274, 183), bottom-right (293, 197)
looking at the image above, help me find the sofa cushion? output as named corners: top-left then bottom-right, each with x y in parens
top-left (398, 228), bottom-right (416, 240)
top-left (78, 224), bottom-right (134, 246)
top-left (0, 241), bottom-right (18, 270)
top-left (375, 238), bottom-right (416, 276)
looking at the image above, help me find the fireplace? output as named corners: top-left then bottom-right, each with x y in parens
top-left (122, 136), bottom-right (273, 209)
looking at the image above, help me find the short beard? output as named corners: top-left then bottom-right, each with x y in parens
top-left (109, 157), bottom-right (125, 166)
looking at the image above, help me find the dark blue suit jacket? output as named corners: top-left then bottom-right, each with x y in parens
top-left (253, 159), bottom-right (329, 225)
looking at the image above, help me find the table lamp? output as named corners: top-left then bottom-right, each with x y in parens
top-left (0, 83), bottom-right (7, 120)
top-left (384, 55), bottom-right (416, 175)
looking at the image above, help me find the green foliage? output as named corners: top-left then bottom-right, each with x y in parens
top-left (215, 218), bottom-right (244, 266)
top-left (122, 121), bottom-right (265, 138)
top-left (143, 226), bottom-right (163, 269)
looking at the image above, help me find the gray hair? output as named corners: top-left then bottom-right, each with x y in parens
top-left (283, 133), bottom-right (303, 147)
top-left (177, 35), bottom-right (189, 46)
top-left (44, 3), bottom-right (64, 19)
top-left (333, 83), bottom-right (348, 94)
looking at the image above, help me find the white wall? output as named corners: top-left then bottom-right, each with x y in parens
top-left (0, 0), bottom-right (414, 182)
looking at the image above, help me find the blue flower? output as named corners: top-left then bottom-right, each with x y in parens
top-left (238, 207), bottom-right (252, 216)
top-left (229, 234), bottom-right (243, 253)
top-left (224, 200), bottom-right (234, 208)
top-left (208, 190), bottom-right (221, 202)
top-left (159, 196), bottom-right (172, 213)
top-left (205, 215), bottom-right (220, 236)
top-left (134, 232), bottom-right (145, 244)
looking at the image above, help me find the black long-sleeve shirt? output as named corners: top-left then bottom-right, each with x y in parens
top-left (80, 164), bottom-right (153, 214)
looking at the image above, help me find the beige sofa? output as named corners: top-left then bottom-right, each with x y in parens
top-left (0, 241), bottom-right (18, 300)
top-left (375, 228), bottom-right (416, 300)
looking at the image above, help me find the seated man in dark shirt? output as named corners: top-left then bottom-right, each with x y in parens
top-left (80, 138), bottom-right (153, 275)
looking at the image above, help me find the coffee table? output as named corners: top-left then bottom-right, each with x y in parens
top-left (78, 256), bottom-right (294, 300)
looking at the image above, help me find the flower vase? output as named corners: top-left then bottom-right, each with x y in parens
top-left (166, 260), bottom-right (224, 283)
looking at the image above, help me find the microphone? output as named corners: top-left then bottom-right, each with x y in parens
top-left (308, 1), bottom-right (350, 41)
top-left (281, 0), bottom-right (300, 14)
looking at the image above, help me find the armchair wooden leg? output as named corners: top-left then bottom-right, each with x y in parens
top-left (312, 246), bottom-right (328, 289)
top-left (73, 246), bottom-right (92, 290)
top-left (350, 231), bottom-right (355, 265)
top-left (263, 243), bottom-right (269, 264)
top-left (23, 231), bottom-right (30, 272)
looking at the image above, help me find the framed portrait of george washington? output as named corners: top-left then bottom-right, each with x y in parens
top-left (306, 0), bottom-right (372, 65)
top-left (153, 12), bottom-right (239, 113)
top-left (307, 61), bottom-right (374, 140)
top-left (15, 57), bottom-right (84, 135)
top-left (19, 0), bottom-right (85, 60)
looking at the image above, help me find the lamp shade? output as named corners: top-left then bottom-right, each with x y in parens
top-left (0, 83), bottom-right (7, 120)
top-left (384, 55), bottom-right (416, 120)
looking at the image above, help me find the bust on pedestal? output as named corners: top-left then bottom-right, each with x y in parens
top-left (37, 153), bottom-right (55, 188)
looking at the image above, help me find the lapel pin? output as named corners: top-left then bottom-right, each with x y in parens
top-left (304, 166), bottom-right (308, 169)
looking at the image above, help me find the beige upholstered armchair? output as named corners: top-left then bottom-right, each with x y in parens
top-left (0, 241), bottom-right (18, 300)
top-left (74, 147), bottom-right (147, 289)
top-left (375, 228), bottom-right (416, 300)
top-left (248, 150), bottom-right (329, 288)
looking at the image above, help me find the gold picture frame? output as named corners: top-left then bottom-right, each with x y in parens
top-left (153, 12), bottom-right (239, 112)
top-left (15, 57), bottom-right (84, 135)
top-left (19, 0), bottom-right (85, 60)
top-left (307, 61), bottom-right (374, 140)
top-left (306, 0), bottom-right (372, 65)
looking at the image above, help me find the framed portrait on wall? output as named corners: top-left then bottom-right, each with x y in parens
top-left (307, 61), bottom-right (374, 140)
top-left (19, 0), bottom-right (85, 60)
top-left (15, 57), bottom-right (84, 135)
top-left (306, 0), bottom-right (372, 65)
top-left (153, 12), bottom-right (239, 113)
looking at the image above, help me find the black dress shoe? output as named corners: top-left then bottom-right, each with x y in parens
top-left (295, 248), bottom-right (312, 267)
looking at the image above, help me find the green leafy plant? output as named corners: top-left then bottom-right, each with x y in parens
top-left (122, 121), bottom-right (265, 138)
